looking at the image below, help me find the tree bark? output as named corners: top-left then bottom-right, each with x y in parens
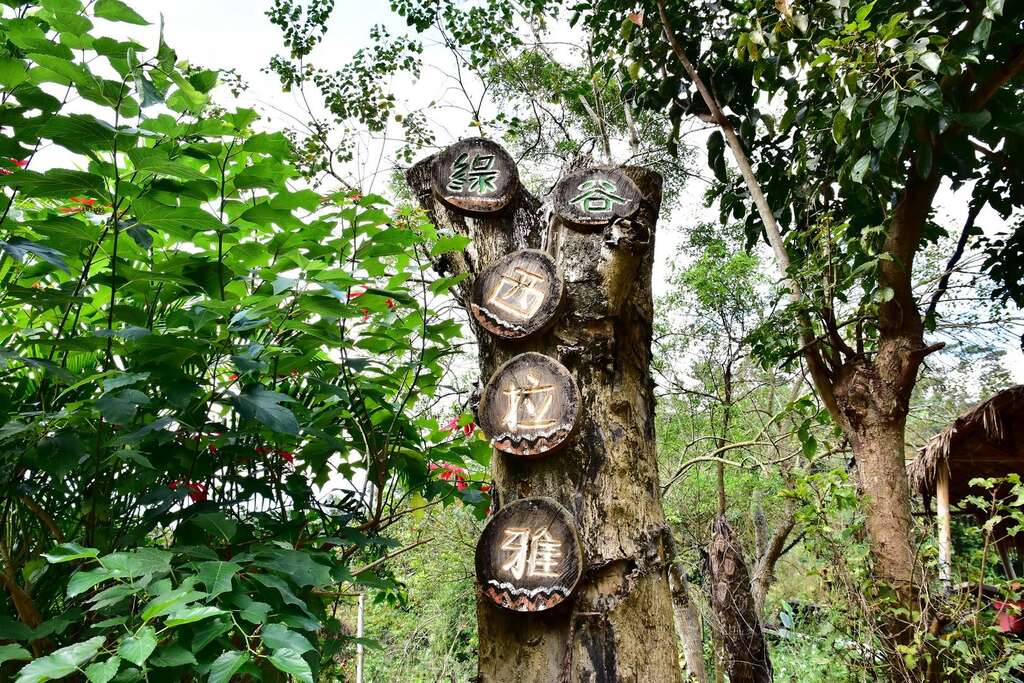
top-left (408, 151), bottom-right (682, 682)
top-left (707, 516), bottom-right (772, 683)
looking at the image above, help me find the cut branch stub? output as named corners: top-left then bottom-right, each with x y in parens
top-left (476, 496), bottom-right (583, 612)
top-left (430, 137), bottom-right (520, 214)
top-left (470, 249), bottom-right (564, 339)
top-left (554, 167), bottom-right (642, 229)
top-left (478, 352), bottom-right (580, 458)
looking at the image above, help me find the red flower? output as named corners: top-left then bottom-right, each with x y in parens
top-left (427, 461), bottom-right (441, 472)
top-left (349, 192), bottom-right (363, 202)
top-left (207, 444), bottom-right (218, 455)
top-left (348, 287), bottom-right (366, 300)
top-left (10, 158), bottom-right (27, 168)
top-left (385, 298), bottom-right (395, 309)
top-left (277, 450), bottom-right (294, 463)
top-left (70, 196), bottom-right (96, 206)
top-left (186, 482), bottom-right (207, 502)
top-left (444, 417), bottom-right (459, 432)
top-left (455, 476), bottom-right (468, 491)
top-left (463, 422), bottom-right (476, 436)
top-left (361, 308), bottom-right (370, 321)
top-left (228, 373), bottom-right (238, 381)
top-left (480, 483), bottom-right (492, 493)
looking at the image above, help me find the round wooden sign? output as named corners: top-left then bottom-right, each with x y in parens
top-left (478, 352), bottom-right (580, 458)
top-left (470, 250), bottom-right (564, 339)
top-left (430, 138), bottom-right (519, 214)
top-left (553, 168), bottom-right (642, 228)
top-left (476, 497), bottom-right (583, 612)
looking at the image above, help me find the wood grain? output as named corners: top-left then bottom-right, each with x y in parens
top-left (553, 167), bottom-right (642, 229)
top-left (477, 352), bottom-right (580, 458)
top-left (470, 249), bottom-right (564, 339)
top-left (430, 138), bottom-right (519, 214)
top-left (476, 497), bottom-right (583, 612)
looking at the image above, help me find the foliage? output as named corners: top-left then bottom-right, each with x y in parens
top-left (0, 0), bottom-right (489, 679)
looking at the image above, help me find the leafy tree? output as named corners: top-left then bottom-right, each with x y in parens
top-left (0, 0), bottom-right (487, 679)
top-left (561, 0), bottom-right (1024, 667)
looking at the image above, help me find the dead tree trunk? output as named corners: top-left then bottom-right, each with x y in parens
top-left (707, 516), bottom-right (772, 683)
top-left (408, 141), bottom-right (682, 682)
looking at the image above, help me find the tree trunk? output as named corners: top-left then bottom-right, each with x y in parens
top-left (669, 562), bottom-right (708, 683)
top-left (707, 516), bottom-right (772, 683)
top-left (407, 147), bottom-right (682, 683)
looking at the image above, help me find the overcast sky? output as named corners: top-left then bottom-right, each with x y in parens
top-left (138, 1), bottom-right (1023, 384)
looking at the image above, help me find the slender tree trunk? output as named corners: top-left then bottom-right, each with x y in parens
top-left (707, 517), bottom-right (772, 683)
top-left (408, 150), bottom-right (682, 682)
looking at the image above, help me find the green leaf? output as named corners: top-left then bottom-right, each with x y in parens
top-left (67, 568), bottom-right (115, 598)
top-left (917, 52), bottom-right (941, 74)
top-left (0, 644), bottom-right (32, 665)
top-left (0, 58), bottom-right (29, 89)
top-left (851, 154), bottom-right (871, 183)
top-left (0, 238), bottom-right (69, 273)
top-left (234, 386), bottom-right (299, 435)
top-left (131, 198), bottom-right (222, 234)
top-left (0, 169), bottom-right (108, 200)
top-left (149, 646), bottom-right (196, 668)
top-left (163, 605), bottom-right (226, 627)
top-left (15, 636), bottom-right (105, 683)
top-left (195, 561), bottom-right (241, 597)
top-left (127, 148), bottom-right (207, 181)
top-left (191, 511), bottom-right (237, 542)
top-left (39, 114), bottom-right (117, 156)
top-left (99, 548), bottom-right (174, 579)
top-left (118, 627), bottom-right (157, 666)
top-left (140, 586), bottom-right (206, 622)
top-left (261, 624), bottom-right (314, 654)
top-left (255, 549), bottom-right (332, 587)
top-left (267, 648), bottom-right (313, 683)
top-left (94, 0), bottom-right (148, 24)
top-left (84, 657), bottom-right (120, 683)
top-left (207, 650), bottom-right (248, 683)
top-left (870, 116), bottom-right (898, 148)
top-left (42, 542), bottom-right (99, 564)
top-left (430, 235), bottom-right (471, 256)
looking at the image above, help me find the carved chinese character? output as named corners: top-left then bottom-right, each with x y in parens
top-left (501, 371), bottom-right (556, 432)
top-left (431, 138), bottom-right (519, 213)
top-left (477, 497), bottom-right (582, 612)
top-left (554, 167), bottom-right (642, 228)
top-left (498, 526), bottom-right (564, 581)
top-left (478, 353), bottom-right (580, 458)
top-left (446, 152), bottom-right (499, 194)
top-left (471, 250), bottom-right (564, 340)
top-left (570, 178), bottom-right (627, 213)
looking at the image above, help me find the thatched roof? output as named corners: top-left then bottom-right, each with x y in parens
top-left (907, 385), bottom-right (1024, 505)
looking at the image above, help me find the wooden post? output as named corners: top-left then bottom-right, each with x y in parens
top-left (936, 464), bottom-right (952, 589)
top-left (408, 141), bottom-right (682, 682)
top-left (355, 591), bottom-right (365, 683)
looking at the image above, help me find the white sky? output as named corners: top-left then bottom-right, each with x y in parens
top-left (139, 0), bottom-right (1023, 384)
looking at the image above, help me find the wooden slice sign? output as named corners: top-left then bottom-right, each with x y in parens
top-left (478, 352), bottom-right (580, 458)
top-left (476, 497), bottom-right (583, 612)
top-left (554, 167), bottom-right (642, 228)
top-left (471, 250), bottom-right (564, 339)
top-left (431, 138), bottom-right (520, 214)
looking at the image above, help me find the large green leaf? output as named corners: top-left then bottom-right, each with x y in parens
top-left (117, 626), bottom-right (156, 666)
top-left (42, 542), bottom-right (99, 563)
top-left (0, 644), bottom-right (32, 666)
top-left (195, 561), bottom-right (241, 597)
top-left (268, 648), bottom-right (313, 683)
top-left (94, 0), bottom-right (148, 24)
top-left (261, 624), bottom-right (314, 654)
top-left (234, 386), bottom-right (299, 435)
top-left (207, 650), bottom-right (248, 683)
top-left (15, 636), bottom-right (106, 683)
top-left (0, 169), bottom-right (108, 200)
